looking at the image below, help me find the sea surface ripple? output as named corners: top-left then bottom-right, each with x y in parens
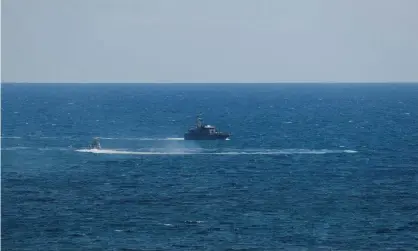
top-left (2, 83), bottom-right (418, 250)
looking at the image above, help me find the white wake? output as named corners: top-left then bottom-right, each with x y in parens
top-left (75, 148), bottom-right (357, 155)
top-left (100, 137), bottom-right (184, 141)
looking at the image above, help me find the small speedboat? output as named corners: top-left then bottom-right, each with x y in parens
top-left (89, 137), bottom-right (101, 150)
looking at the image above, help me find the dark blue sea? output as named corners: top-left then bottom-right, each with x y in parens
top-left (2, 83), bottom-right (418, 250)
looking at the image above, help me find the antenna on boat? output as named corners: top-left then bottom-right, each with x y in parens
top-left (196, 113), bottom-right (203, 127)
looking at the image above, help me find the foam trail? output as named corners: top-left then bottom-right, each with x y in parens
top-left (38, 147), bottom-right (74, 151)
top-left (2, 136), bottom-right (75, 140)
top-left (100, 137), bottom-right (184, 141)
top-left (75, 148), bottom-right (357, 155)
top-left (343, 150), bottom-right (357, 153)
top-left (39, 136), bottom-right (72, 139)
top-left (1, 146), bottom-right (73, 151)
top-left (37, 136), bottom-right (63, 140)
top-left (1, 146), bottom-right (31, 150)
top-left (76, 149), bottom-right (193, 155)
top-left (166, 137), bottom-right (184, 141)
top-left (1, 136), bottom-right (185, 141)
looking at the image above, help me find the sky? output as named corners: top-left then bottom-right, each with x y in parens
top-left (1, 0), bottom-right (418, 83)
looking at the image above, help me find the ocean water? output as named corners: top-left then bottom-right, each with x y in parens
top-left (1, 83), bottom-right (418, 250)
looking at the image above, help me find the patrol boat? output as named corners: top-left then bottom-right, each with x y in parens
top-left (184, 116), bottom-right (230, 140)
top-left (89, 137), bottom-right (101, 149)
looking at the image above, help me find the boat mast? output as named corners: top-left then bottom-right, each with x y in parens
top-left (196, 115), bottom-right (202, 128)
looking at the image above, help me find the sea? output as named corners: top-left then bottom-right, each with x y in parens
top-left (1, 83), bottom-right (418, 250)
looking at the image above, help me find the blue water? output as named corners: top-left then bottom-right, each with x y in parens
top-left (2, 83), bottom-right (418, 250)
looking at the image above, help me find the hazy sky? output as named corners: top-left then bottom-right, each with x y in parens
top-left (2, 0), bottom-right (418, 83)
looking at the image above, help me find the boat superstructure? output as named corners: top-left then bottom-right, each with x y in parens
top-left (89, 137), bottom-right (101, 149)
top-left (184, 116), bottom-right (230, 140)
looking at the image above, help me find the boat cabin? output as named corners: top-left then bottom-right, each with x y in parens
top-left (204, 125), bottom-right (216, 134)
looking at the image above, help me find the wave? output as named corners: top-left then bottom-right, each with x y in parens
top-left (0, 136), bottom-right (22, 139)
top-left (1, 144), bottom-right (357, 155)
top-left (99, 137), bottom-right (184, 141)
top-left (1, 146), bottom-right (31, 150)
top-left (1, 136), bottom-right (185, 141)
top-left (1, 146), bottom-right (72, 151)
top-left (75, 148), bottom-right (357, 155)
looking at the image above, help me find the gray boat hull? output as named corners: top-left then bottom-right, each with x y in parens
top-left (184, 133), bottom-right (230, 140)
